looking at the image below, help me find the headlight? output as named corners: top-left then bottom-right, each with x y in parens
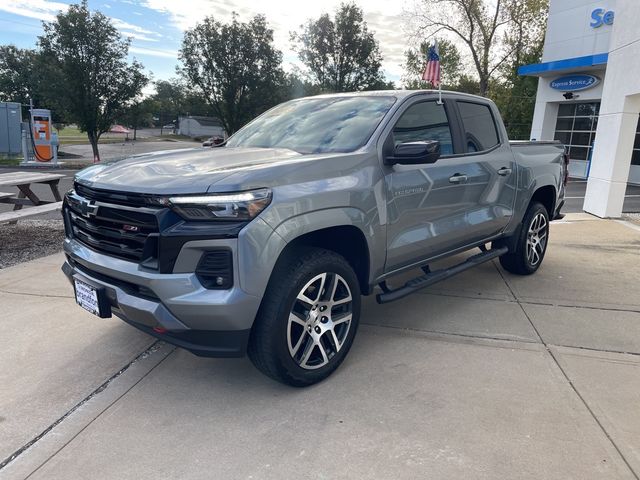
top-left (164, 188), bottom-right (272, 221)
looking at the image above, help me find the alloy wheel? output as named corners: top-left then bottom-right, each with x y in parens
top-left (287, 272), bottom-right (353, 370)
top-left (526, 212), bottom-right (548, 267)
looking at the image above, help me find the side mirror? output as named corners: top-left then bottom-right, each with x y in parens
top-left (385, 140), bottom-right (441, 165)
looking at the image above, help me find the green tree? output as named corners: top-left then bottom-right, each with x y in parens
top-left (149, 78), bottom-right (214, 130)
top-left (411, 0), bottom-right (547, 96)
top-left (0, 46), bottom-right (70, 126)
top-left (180, 14), bottom-right (286, 134)
top-left (152, 78), bottom-right (185, 129)
top-left (38, 1), bottom-right (147, 162)
top-left (491, 6), bottom-right (546, 138)
top-left (119, 97), bottom-right (157, 140)
top-left (490, 0), bottom-right (547, 139)
top-left (292, 3), bottom-right (384, 92)
top-left (402, 39), bottom-right (463, 90)
top-left (0, 46), bottom-right (40, 105)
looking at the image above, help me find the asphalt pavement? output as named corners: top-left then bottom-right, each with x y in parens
top-left (0, 213), bottom-right (639, 479)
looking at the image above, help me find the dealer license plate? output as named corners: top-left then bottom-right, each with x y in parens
top-left (74, 278), bottom-right (103, 317)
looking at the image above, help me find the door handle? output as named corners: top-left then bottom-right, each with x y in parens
top-left (449, 173), bottom-right (468, 184)
top-left (497, 167), bottom-right (512, 176)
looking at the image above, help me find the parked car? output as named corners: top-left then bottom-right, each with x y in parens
top-left (202, 136), bottom-right (224, 147)
top-left (162, 124), bottom-right (175, 131)
top-left (62, 91), bottom-right (568, 386)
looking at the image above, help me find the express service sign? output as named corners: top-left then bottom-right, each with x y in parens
top-left (550, 75), bottom-right (600, 92)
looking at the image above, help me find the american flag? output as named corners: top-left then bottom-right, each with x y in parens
top-left (422, 42), bottom-right (441, 87)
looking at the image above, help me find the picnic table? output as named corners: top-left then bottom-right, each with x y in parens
top-left (0, 172), bottom-right (65, 223)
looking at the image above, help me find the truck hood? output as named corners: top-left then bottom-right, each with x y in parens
top-left (74, 147), bottom-right (308, 194)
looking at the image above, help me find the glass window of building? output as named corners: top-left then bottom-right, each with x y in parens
top-left (553, 102), bottom-right (600, 161)
top-left (633, 115), bottom-right (640, 167)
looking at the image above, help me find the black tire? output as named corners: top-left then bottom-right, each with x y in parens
top-left (248, 247), bottom-right (361, 387)
top-left (498, 202), bottom-right (550, 275)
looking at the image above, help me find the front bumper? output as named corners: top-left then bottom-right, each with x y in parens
top-left (62, 238), bottom-right (261, 357)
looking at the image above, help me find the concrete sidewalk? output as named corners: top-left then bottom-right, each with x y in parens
top-left (0, 214), bottom-right (639, 479)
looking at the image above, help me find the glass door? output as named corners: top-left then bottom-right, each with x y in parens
top-left (553, 102), bottom-right (600, 178)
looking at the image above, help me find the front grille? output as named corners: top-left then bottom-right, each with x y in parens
top-left (74, 182), bottom-right (152, 207)
top-left (66, 189), bottom-right (160, 263)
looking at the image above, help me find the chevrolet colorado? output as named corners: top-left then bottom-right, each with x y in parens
top-left (62, 91), bottom-right (568, 386)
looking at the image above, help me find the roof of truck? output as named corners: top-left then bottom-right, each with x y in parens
top-left (307, 90), bottom-right (487, 101)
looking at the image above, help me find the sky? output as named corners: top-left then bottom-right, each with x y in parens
top-left (0, 0), bottom-right (416, 92)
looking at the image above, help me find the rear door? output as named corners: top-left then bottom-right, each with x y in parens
top-left (382, 96), bottom-right (516, 272)
top-left (451, 100), bottom-right (517, 241)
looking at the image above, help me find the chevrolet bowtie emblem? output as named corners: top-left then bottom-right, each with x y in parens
top-left (79, 199), bottom-right (99, 218)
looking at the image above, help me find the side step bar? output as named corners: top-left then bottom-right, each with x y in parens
top-left (376, 246), bottom-right (509, 304)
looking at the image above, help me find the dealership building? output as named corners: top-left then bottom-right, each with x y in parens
top-left (519, 0), bottom-right (640, 217)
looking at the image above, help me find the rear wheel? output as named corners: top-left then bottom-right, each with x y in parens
top-left (498, 202), bottom-right (549, 275)
top-left (248, 248), bottom-right (360, 387)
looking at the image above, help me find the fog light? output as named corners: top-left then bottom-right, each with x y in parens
top-left (196, 250), bottom-right (233, 289)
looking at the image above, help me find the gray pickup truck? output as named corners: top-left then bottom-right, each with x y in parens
top-left (62, 91), bottom-right (568, 386)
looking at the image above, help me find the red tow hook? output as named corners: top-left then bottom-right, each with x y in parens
top-left (153, 326), bottom-right (167, 334)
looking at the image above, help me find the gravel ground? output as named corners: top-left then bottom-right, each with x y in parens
top-left (0, 220), bottom-right (65, 269)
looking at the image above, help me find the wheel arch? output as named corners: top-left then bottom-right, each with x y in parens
top-left (530, 184), bottom-right (557, 218)
top-left (274, 216), bottom-right (371, 295)
top-left (274, 224), bottom-right (372, 295)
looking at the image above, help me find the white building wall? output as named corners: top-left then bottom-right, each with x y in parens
top-left (542, 0), bottom-right (614, 62)
top-left (584, 1), bottom-right (640, 217)
top-left (178, 118), bottom-right (225, 138)
top-left (530, 71), bottom-right (606, 140)
top-left (529, 70), bottom-right (606, 178)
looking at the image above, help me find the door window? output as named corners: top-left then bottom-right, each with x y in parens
top-left (457, 101), bottom-right (500, 152)
top-left (392, 101), bottom-right (454, 155)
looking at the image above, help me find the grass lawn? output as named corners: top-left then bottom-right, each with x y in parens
top-left (56, 126), bottom-right (83, 138)
top-left (57, 126), bottom-right (127, 145)
top-left (55, 126), bottom-right (198, 145)
top-left (0, 156), bottom-right (21, 166)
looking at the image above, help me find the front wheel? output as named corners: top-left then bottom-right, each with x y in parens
top-left (248, 248), bottom-right (361, 387)
top-left (498, 202), bottom-right (550, 275)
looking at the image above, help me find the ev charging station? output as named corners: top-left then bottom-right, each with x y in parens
top-left (1, 102), bottom-right (59, 166)
top-left (31, 109), bottom-right (54, 161)
top-left (20, 107), bottom-right (59, 166)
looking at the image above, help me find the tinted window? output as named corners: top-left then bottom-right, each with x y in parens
top-left (392, 101), bottom-right (454, 155)
top-left (226, 96), bottom-right (396, 154)
top-left (457, 101), bottom-right (500, 152)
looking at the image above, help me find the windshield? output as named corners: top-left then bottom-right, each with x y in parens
top-left (226, 96), bottom-right (396, 154)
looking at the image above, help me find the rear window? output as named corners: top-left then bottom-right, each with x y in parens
top-left (457, 101), bottom-right (500, 152)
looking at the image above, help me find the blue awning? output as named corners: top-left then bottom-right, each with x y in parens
top-left (518, 53), bottom-right (608, 76)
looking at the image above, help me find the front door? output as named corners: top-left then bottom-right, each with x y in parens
top-left (383, 97), bottom-right (516, 273)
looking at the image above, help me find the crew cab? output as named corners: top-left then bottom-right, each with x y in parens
top-left (62, 91), bottom-right (568, 386)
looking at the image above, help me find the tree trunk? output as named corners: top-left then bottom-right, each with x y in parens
top-left (88, 132), bottom-right (100, 163)
top-left (479, 77), bottom-right (489, 97)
